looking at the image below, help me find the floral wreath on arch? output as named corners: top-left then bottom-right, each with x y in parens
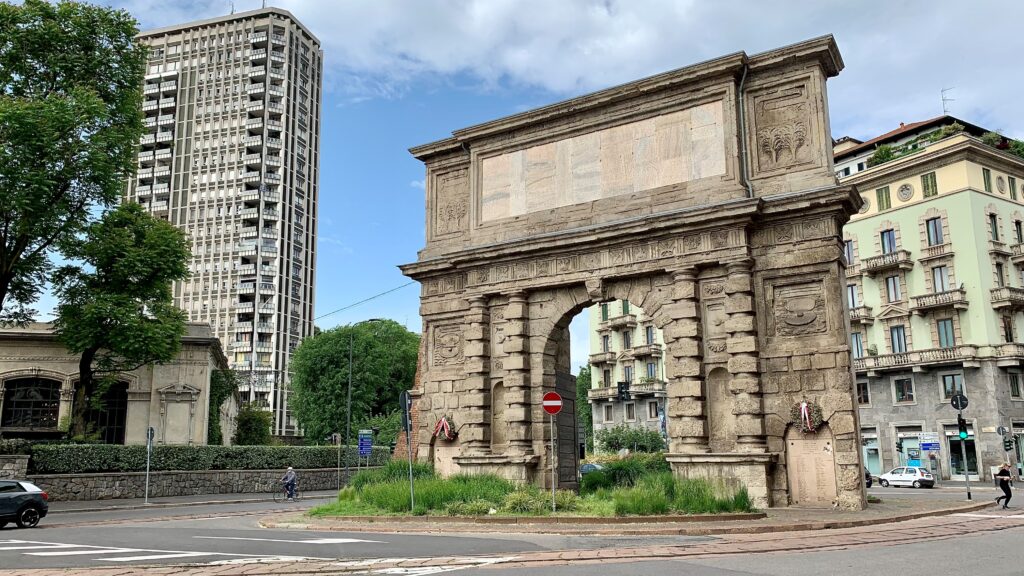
top-left (790, 400), bottom-right (824, 434)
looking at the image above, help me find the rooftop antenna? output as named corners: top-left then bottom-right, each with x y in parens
top-left (941, 87), bottom-right (956, 115)
top-left (263, 0), bottom-right (268, 8)
top-left (229, 1), bottom-right (234, 14)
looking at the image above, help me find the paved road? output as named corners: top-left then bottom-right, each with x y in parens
top-left (869, 485), bottom-right (1000, 501)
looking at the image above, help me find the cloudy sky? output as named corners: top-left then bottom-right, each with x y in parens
top-left (84, 0), bottom-right (1024, 371)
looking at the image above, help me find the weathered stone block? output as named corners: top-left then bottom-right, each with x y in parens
top-left (670, 399), bottom-right (705, 417)
top-left (791, 354), bottom-right (811, 371)
top-left (732, 395), bottom-right (762, 415)
top-left (766, 357), bottom-right (789, 372)
top-left (503, 389), bottom-right (530, 404)
top-left (728, 355), bottom-right (758, 374)
top-left (664, 301), bottom-right (699, 320)
top-left (503, 356), bottom-right (527, 372)
top-left (835, 352), bottom-right (850, 368)
top-left (825, 371), bottom-right (852, 391)
top-left (725, 273), bottom-right (753, 294)
top-left (674, 338), bottom-right (701, 357)
top-left (724, 294), bottom-right (754, 314)
top-left (459, 392), bottom-right (488, 407)
top-left (829, 413), bottom-right (855, 436)
top-left (464, 341), bottom-right (488, 357)
top-left (812, 353), bottom-right (836, 370)
top-left (663, 320), bottom-right (700, 340)
top-left (505, 301), bottom-right (527, 318)
top-left (726, 335), bottom-right (758, 353)
top-left (503, 337), bottom-right (527, 353)
top-left (671, 280), bottom-right (697, 300)
top-left (762, 375), bottom-right (781, 393)
top-left (668, 357), bottom-right (702, 378)
top-left (668, 420), bottom-right (706, 438)
top-left (464, 358), bottom-right (488, 373)
top-left (803, 372), bottom-right (825, 391)
top-left (668, 379), bottom-right (703, 398)
top-left (464, 326), bottom-right (486, 340)
top-left (723, 315), bottom-right (755, 333)
top-left (729, 376), bottom-right (761, 395)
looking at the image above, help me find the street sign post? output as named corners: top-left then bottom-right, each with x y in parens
top-left (951, 393), bottom-right (969, 411)
top-left (145, 426), bottom-right (155, 505)
top-left (400, 390), bottom-right (415, 512)
top-left (543, 392), bottom-right (562, 512)
top-left (951, 394), bottom-right (971, 500)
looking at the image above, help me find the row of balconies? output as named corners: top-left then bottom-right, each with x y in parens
top-left (587, 378), bottom-right (667, 401)
top-left (234, 321), bottom-right (275, 333)
top-left (236, 264), bottom-right (277, 277)
top-left (589, 343), bottom-right (663, 365)
top-left (853, 345), bottom-right (980, 374)
top-left (230, 341), bottom-right (276, 353)
top-left (230, 361), bottom-right (275, 372)
top-left (849, 286), bottom-right (1024, 326)
top-left (852, 242), bottom-right (1024, 278)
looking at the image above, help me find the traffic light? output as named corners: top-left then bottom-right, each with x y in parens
top-left (957, 415), bottom-right (969, 440)
top-left (617, 381), bottom-right (631, 402)
top-left (1004, 438), bottom-right (1014, 452)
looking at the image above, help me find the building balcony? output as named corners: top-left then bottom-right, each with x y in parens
top-left (267, 120), bottom-right (284, 131)
top-left (153, 167), bottom-right (170, 179)
top-left (1012, 243), bottom-right (1024, 266)
top-left (250, 48), bottom-right (267, 62)
top-left (919, 243), bottom-right (952, 262)
top-left (587, 385), bottom-right (618, 401)
top-left (143, 117), bottom-right (157, 128)
top-left (267, 102), bottom-right (283, 113)
top-left (245, 101), bottom-right (265, 113)
top-left (849, 305), bottom-right (874, 325)
top-left (256, 322), bottom-right (274, 333)
top-left (630, 378), bottom-right (667, 396)
top-left (270, 51), bottom-right (285, 63)
top-left (262, 209), bottom-right (280, 221)
top-left (861, 250), bottom-right (914, 276)
top-left (230, 361), bottom-right (251, 371)
top-left (155, 149), bottom-right (172, 160)
top-left (230, 341), bottom-right (253, 351)
top-left (261, 228), bottom-right (278, 239)
top-left (254, 362), bottom-right (275, 372)
top-left (156, 131), bottom-right (173, 142)
top-left (910, 288), bottom-right (969, 314)
top-left (237, 282), bottom-right (256, 294)
top-left (160, 81), bottom-right (177, 93)
top-left (262, 192), bottom-right (280, 203)
top-left (603, 313), bottom-right (637, 330)
top-left (265, 172), bottom-right (281, 183)
top-left (250, 32), bottom-right (268, 44)
top-left (237, 264), bottom-right (256, 276)
top-left (158, 97), bottom-right (175, 109)
top-left (244, 135), bottom-right (263, 147)
top-left (260, 265), bottom-right (277, 275)
top-left (139, 134), bottom-right (155, 145)
top-left (233, 322), bottom-right (253, 331)
top-left (254, 342), bottom-right (274, 352)
top-left (242, 171), bottom-right (262, 182)
top-left (233, 302), bottom-right (255, 312)
top-left (240, 226), bottom-right (258, 238)
top-left (990, 240), bottom-right (1012, 256)
top-left (238, 207), bottom-right (259, 218)
top-left (243, 153), bottom-right (263, 166)
top-left (852, 344), bottom-right (980, 374)
top-left (271, 33), bottom-right (286, 45)
top-left (589, 351), bottom-right (617, 365)
top-left (991, 286), bottom-right (1024, 310)
top-left (631, 343), bottom-right (663, 358)
top-left (248, 66), bottom-right (266, 79)
top-left (247, 84), bottom-right (265, 96)
top-left (144, 84), bottom-right (160, 95)
top-left (265, 155), bottom-right (281, 167)
top-left (152, 183), bottom-right (169, 194)
top-left (137, 150), bottom-right (155, 164)
top-left (142, 101), bottom-right (159, 112)
top-left (158, 114), bottom-right (174, 126)
top-left (135, 184), bottom-right (152, 197)
top-left (268, 86), bottom-right (284, 97)
top-left (150, 201), bottom-right (168, 214)
top-left (258, 303), bottom-right (276, 313)
top-left (246, 118), bottom-right (264, 132)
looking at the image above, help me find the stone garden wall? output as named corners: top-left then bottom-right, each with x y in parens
top-left (0, 455), bottom-right (28, 480)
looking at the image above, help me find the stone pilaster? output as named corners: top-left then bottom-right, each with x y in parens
top-left (665, 268), bottom-right (708, 453)
top-left (460, 295), bottom-right (491, 454)
top-left (724, 259), bottom-right (767, 452)
top-left (503, 291), bottom-right (532, 454)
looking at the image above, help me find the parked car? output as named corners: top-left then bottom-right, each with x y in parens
top-left (865, 467), bottom-right (873, 488)
top-left (579, 463), bottom-right (604, 477)
top-left (0, 480), bottom-right (49, 529)
top-left (878, 466), bottom-right (935, 488)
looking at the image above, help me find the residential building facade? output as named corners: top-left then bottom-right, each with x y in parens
top-left (840, 117), bottom-right (1024, 480)
top-left (125, 8), bottom-right (322, 435)
top-left (587, 300), bottom-right (667, 438)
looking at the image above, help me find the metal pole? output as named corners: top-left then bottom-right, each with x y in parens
top-left (345, 330), bottom-right (353, 489)
top-left (959, 409), bottom-right (972, 501)
top-left (551, 413), bottom-right (556, 513)
top-left (407, 403), bottom-right (415, 512)
top-left (336, 432), bottom-right (341, 491)
top-left (144, 427), bottom-right (152, 505)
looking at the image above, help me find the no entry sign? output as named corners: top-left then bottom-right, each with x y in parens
top-left (543, 392), bottom-right (563, 415)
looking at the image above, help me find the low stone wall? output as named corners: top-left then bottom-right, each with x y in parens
top-left (0, 455), bottom-right (29, 480)
top-left (29, 466), bottom-right (377, 501)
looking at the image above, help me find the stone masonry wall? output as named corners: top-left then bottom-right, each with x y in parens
top-left (0, 455), bottom-right (28, 480)
top-left (29, 467), bottom-right (375, 501)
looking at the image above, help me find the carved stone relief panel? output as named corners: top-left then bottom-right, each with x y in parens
top-left (432, 324), bottom-right (465, 366)
top-left (432, 168), bottom-right (470, 238)
top-left (489, 300), bottom-right (508, 373)
top-left (701, 279), bottom-right (728, 362)
top-left (766, 280), bottom-right (828, 338)
top-left (752, 82), bottom-right (815, 174)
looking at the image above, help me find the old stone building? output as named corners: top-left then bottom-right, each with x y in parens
top-left (401, 36), bottom-right (866, 509)
top-left (0, 323), bottom-right (234, 446)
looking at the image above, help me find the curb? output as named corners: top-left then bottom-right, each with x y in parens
top-left (52, 493), bottom-right (335, 514)
top-left (259, 500), bottom-right (994, 536)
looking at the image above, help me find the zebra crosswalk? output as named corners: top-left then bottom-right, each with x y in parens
top-left (0, 539), bottom-right (315, 565)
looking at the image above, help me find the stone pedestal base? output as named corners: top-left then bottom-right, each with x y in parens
top-left (452, 454), bottom-right (540, 484)
top-left (666, 452), bottom-right (777, 509)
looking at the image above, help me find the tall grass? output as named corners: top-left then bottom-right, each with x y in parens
top-left (611, 475), bottom-right (755, 515)
top-left (359, 474), bottom-right (514, 513)
top-left (350, 460), bottom-right (435, 490)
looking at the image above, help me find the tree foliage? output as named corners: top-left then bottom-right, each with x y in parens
top-left (575, 365), bottom-right (593, 453)
top-left (0, 0), bottom-right (145, 322)
top-left (596, 424), bottom-right (666, 453)
top-left (232, 404), bottom-right (274, 446)
top-left (866, 144), bottom-right (895, 167)
top-left (208, 370), bottom-right (241, 446)
top-left (53, 203), bottom-right (190, 439)
top-left (290, 320), bottom-right (420, 443)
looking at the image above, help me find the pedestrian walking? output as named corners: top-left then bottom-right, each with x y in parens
top-left (995, 463), bottom-right (1013, 509)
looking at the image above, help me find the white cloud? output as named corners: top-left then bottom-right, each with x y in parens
top-left (124, 1), bottom-right (1024, 141)
top-left (409, 179), bottom-right (426, 190)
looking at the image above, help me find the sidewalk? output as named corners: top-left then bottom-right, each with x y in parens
top-left (49, 490), bottom-right (337, 513)
top-left (261, 494), bottom-right (991, 536)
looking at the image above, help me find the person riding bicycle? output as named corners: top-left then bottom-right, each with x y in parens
top-left (280, 467), bottom-right (297, 501)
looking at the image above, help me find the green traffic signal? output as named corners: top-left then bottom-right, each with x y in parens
top-left (957, 415), bottom-right (968, 440)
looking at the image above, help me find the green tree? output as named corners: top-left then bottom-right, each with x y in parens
top-left (53, 203), bottom-right (191, 439)
top-left (575, 365), bottom-right (593, 453)
top-left (866, 144), bottom-right (895, 167)
top-left (0, 0), bottom-right (146, 322)
top-left (233, 404), bottom-right (273, 446)
top-left (290, 320), bottom-right (419, 442)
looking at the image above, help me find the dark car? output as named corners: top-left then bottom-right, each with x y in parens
top-left (0, 480), bottom-right (48, 529)
top-left (865, 467), bottom-right (873, 488)
top-left (579, 463), bottom-right (604, 478)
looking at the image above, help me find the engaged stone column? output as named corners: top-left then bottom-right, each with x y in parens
top-left (665, 268), bottom-right (709, 453)
top-left (460, 295), bottom-right (491, 455)
top-left (724, 259), bottom-right (767, 452)
top-left (503, 291), bottom-right (532, 454)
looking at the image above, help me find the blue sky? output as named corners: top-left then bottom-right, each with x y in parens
top-left (34, 1), bottom-right (1024, 372)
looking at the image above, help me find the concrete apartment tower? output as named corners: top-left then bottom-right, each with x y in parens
top-left (125, 8), bottom-right (322, 436)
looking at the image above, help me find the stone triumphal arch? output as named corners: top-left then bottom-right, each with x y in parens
top-left (401, 36), bottom-right (865, 509)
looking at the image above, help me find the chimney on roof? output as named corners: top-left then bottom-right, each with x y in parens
top-left (900, 122), bottom-right (905, 128)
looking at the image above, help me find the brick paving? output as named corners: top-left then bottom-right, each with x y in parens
top-left (8, 502), bottom-right (1019, 575)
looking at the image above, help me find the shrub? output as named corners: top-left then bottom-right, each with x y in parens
top-left (613, 484), bottom-right (670, 516)
top-left (981, 131), bottom-right (1004, 147)
top-left (501, 488), bottom-right (550, 515)
top-left (360, 474), bottom-right (514, 514)
top-left (554, 489), bottom-right (580, 511)
top-left (337, 487), bottom-right (357, 502)
top-left (360, 480), bottom-right (417, 513)
top-left (351, 460), bottom-right (435, 491)
top-left (28, 444), bottom-right (392, 474)
top-left (0, 438), bottom-right (34, 455)
top-left (603, 457), bottom-right (646, 487)
top-left (866, 144), bottom-right (895, 167)
top-left (579, 470), bottom-right (613, 494)
top-left (673, 478), bottom-right (754, 514)
top-left (445, 499), bottom-right (495, 516)
top-left (232, 404), bottom-right (273, 445)
top-left (595, 425), bottom-right (665, 453)
top-left (631, 452), bottom-right (670, 474)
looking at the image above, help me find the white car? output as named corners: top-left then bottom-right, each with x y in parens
top-left (878, 466), bottom-right (935, 488)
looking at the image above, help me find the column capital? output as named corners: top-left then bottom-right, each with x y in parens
top-left (722, 258), bottom-right (754, 274)
top-left (671, 266), bottom-right (699, 282)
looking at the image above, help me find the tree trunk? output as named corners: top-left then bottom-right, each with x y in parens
top-left (70, 347), bottom-right (98, 439)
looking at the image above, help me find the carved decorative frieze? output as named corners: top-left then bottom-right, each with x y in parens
top-left (701, 280), bottom-right (728, 362)
top-left (432, 169), bottom-right (470, 237)
top-left (432, 325), bottom-right (465, 366)
top-left (769, 281), bottom-right (828, 337)
top-left (752, 83), bottom-right (815, 173)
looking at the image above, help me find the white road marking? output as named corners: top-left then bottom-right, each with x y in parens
top-left (334, 556), bottom-right (519, 575)
top-left (953, 513), bottom-right (1024, 519)
top-left (194, 536), bottom-right (381, 544)
top-left (104, 552), bottom-right (210, 562)
top-left (0, 544), bottom-right (82, 551)
top-left (27, 548), bottom-right (135, 556)
top-left (208, 556), bottom-right (326, 565)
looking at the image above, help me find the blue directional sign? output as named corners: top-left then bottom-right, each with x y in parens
top-left (358, 429), bottom-right (373, 457)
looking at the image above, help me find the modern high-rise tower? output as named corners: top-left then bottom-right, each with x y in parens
top-left (126, 8), bottom-right (321, 436)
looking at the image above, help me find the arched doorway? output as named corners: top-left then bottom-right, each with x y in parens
top-left (0, 377), bottom-right (62, 439)
top-left (83, 381), bottom-right (129, 444)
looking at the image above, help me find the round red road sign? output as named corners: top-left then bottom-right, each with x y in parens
top-left (542, 391), bottom-right (563, 415)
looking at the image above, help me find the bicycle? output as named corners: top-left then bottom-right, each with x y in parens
top-left (272, 481), bottom-right (301, 503)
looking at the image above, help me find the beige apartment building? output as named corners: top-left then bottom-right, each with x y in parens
top-left (125, 8), bottom-right (322, 435)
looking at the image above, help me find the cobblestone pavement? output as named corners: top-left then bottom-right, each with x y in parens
top-left (5, 505), bottom-right (1022, 575)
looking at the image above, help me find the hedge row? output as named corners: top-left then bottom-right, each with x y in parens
top-left (28, 444), bottom-right (393, 474)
